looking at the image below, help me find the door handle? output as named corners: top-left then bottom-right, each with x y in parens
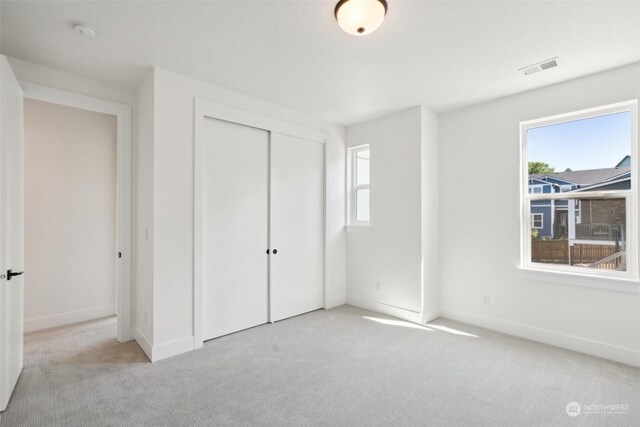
top-left (7, 269), bottom-right (24, 281)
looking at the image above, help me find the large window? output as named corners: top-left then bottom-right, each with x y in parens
top-left (348, 144), bottom-right (370, 226)
top-left (521, 101), bottom-right (637, 279)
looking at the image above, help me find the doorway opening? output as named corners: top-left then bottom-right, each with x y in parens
top-left (21, 84), bottom-right (132, 343)
top-left (24, 98), bottom-right (117, 338)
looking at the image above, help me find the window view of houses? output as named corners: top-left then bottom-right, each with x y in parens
top-left (527, 111), bottom-right (631, 271)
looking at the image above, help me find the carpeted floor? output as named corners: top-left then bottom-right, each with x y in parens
top-left (0, 305), bottom-right (638, 426)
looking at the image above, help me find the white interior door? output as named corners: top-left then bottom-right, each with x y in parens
top-left (0, 56), bottom-right (24, 412)
top-left (201, 118), bottom-right (269, 340)
top-left (270, 133), bottom-right (324, 322)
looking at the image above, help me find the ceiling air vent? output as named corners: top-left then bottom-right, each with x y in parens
top-left (519, 57), bottom-right (560, 76)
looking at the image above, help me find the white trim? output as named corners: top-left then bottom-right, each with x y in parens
top-left (422, 310), bottom-right (440, 324)
top-left (150, 336), bottom-right (194, 362)
top-left (133, 328), bottom-right (152, 362)
top-left (518, 266), bottom-right (639, 294)
top-left (529, 178), bottom-right (549, 185)
top-left (193, 99), bottom-right (204, 349)
top-left (346, 296), bottom-right (423, 324)
top-left (531, 213), bottom-right (543, 229)
top-left (604, 171), bottom-right (631, 182)
top-left (521, 100), bottom-right (638, 283)
top-left (528, 189), bottom-right (631, 201)
top-left (528, 185), bottom-right (544, 194)
top-left (193, 98), bottom-right (328, 349)
top-left (23, 305), bottom-right (115, 333)
top-left (441, 307), bottom-right (640, 367)
top-left (538, 175), bottom-right (577, 185)
top-left (572, 177), bottom-right (630, 192)
top-left (20, 82), bottom-right (133, 342)
top-left (520, 99), bottom-right (639, 128)
top-left (323, 142), bottom-right (329, 312)
top-left (525, 257), bottom-right (633, 282)
top-left (346, 225), bottom-right (370, 233)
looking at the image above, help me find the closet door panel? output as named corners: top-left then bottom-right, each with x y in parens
top-left (202, 118), bottom-right (269, 340)
top-left (270, 133), bottom-right (324, 322)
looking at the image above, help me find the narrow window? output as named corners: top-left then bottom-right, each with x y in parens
top-left (348, 144), bottom-right (370, 226)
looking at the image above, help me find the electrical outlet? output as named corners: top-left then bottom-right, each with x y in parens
top-left (483, 294), bottom-right (490, 305)
top-left (376, 282), bottom-right (381, 291)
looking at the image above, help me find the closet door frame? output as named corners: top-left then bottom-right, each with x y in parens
top-left (193, 98), bottom-right (327, 349)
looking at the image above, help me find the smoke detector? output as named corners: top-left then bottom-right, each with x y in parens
top-left (72, 22), bottom-right (98, 39)
top-left (519, 57), bottom-right (560, 76)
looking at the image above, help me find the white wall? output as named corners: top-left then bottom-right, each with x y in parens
top-left (134, 69), bottom-right (154, 352)
top-left (7, 57), bottom-right (135, 106)
top-left (439, 62), bottom-right (640, 366)
top-left (346, 107), bottom-right (426, 322)
top-left (23, 98), bottom-right (117, 331)
top-left (148, 68), bottom-right (346, 359)
top-left (421, 108), bottom-right (440, 320)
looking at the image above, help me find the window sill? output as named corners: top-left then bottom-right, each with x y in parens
top-left (518, 266), bottom-right (640, 294)
top-left (346, 225), bottom-right (370, 234)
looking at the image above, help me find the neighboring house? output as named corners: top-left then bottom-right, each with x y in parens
top-left (529, 157), bottom-right (630, 245)
top-left (616, 155), bottom-right (631, 167)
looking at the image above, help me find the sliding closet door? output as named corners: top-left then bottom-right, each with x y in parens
top-left (270, 133), bottom-right (324, 322)
top-left (201, 118), bottom-right (269, 340)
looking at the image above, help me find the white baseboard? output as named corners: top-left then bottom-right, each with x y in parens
top-left (325, 293), bottom-right (348, 309)
top-left (422, 310), bottom-right (440, 324)
top-left (134, 328), bottom-right (153, 362)
top-left (151, 336), bottom-right (194, 362)
top-left (24, 305), bottom-right (116, 333)
top-left (347, 295), bottom-right (424, 324)
top-left (440, 307), bottom-right (640, 368)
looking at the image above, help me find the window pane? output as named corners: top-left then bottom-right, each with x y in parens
top-left (356, 188), bottom-right (370, 222)
top-left (530, 198), bottom-right (626, 271)
top-left (355, 149), bottom-right (370, 186)
top-left (531, 213), bottom-right (543, 229)
top-left (527, 111), bottom-right (631, 192)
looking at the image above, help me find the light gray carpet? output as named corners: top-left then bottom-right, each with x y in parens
top-left (0, 305), bottom-right (638, 426)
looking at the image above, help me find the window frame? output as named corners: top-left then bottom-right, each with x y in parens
top-left (520, 100), bottom-right (638, 281)
top-left (347, 144), bottom-right (371, 228)
top-left (531, 213), bottom-right (544, 229)
top-left (528, 185), bottom-right (544, 194)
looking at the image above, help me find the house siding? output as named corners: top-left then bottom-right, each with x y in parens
top-left (531, 204), bottom-right (552, 237)
top-left (581, 199), bottom-right (626, 225)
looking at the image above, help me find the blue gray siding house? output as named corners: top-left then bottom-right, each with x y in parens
top-left (529, 157), bottom-right (630, 241)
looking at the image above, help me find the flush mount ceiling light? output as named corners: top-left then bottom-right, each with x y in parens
top-left (72, 22), bottom-right (98, 39)
top-left (335, 0), bottom-right (387, 36)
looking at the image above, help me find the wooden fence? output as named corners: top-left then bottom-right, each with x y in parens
top-left (570, 243), bottom-right (621, 268)
top-left (531, 240), bottom-right (568, 264)
top-left (531, 240), bottom-right (623, 270)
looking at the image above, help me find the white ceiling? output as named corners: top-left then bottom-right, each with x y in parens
top-left (2, 1), bottom-right (640, 125)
